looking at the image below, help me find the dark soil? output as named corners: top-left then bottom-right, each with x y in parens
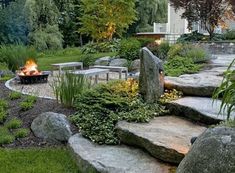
top-left (0, 81), bottom-right (77, 148)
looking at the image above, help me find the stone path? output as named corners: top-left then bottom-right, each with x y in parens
top-left (167, 97), bottom-right (235, 124)
top-left (116, 116), bottom-right (206, 164)
top-left (69, 134), bottom-right (175, 173)
top-left (164, 54), bottom-right (235, 96)
top-left (165, 74), bottom-right (221, 97)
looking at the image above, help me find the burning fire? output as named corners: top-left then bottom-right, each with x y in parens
top-left (18, 59), bottom-right (42, 76)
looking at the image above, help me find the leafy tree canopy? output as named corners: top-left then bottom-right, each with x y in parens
top-left (79, 0), bottom-right (137, 41)
top-left (0, 0), bottom-right (28, 44)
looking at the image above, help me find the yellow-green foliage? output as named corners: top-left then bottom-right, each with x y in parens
top-left (71, 80), bottom-right (166, 144)
top-left (79, 0), bottom-right (137, 41)
top-left (160, 89), bottom-right (183, 103)
top-left (105, 79), bottom-right (139, 98)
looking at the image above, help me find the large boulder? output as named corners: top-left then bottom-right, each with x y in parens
top-left (139, 47), bottom-right (164, 103)
top-left (130, 59), bottom-right (140, 72)
top-left (177, 126), bottom-right (235, 173)
top-left (109, 58), bottom-right (128, 67)
top-left (31, 112), bottom-right (72, 143)
top-left (94, 56), bottom-right (112, 66)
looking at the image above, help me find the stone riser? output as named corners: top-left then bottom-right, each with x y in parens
top-left (116, 116), bottom-right (206, 165)
top-left (68, 134), bottom-right (175, 173)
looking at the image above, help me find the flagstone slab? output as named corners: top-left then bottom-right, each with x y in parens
top-left (209, 54), bottom-right (235, 67)
top-left (69, 134), bottom-right (175, 173)
top-left (164, 73), bottom-right (222, 97)
top-left (167, 97), bottom-right (235, 124)
top-left (116, 116), bottom-right (206, 164)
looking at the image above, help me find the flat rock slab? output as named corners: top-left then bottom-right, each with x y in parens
top-left (209, 54), bottom-right (235, 67)
top-left (167, 97), bottom-right (235, 125)
top-left (116, 116), bottom-right (206, 164)
top-left (201, 66), bottom-right (235, 76)
top-left (69, 134), bottom-right (175, 173)
top-left (164, 74), bottom-right (222, 96)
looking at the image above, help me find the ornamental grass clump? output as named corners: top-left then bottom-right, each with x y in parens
top-left (52, 72), bottom-right (90, 108)
top-left (20, 95), bottom-right (37, 111)
top-left (71, 79), bottom-right (167, 144)
top-left (213, 58), bottom-right (235, 120)
top-left (9, 91), bottom-right (22, 100)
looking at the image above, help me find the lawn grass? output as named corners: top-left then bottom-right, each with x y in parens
top-left (0, 147), bottom-right (79, 173)
top-left (37, 47), bottom-right (116, 71)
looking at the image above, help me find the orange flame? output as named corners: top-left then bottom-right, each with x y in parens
top-left (18, 59), bottom-right (42, 76)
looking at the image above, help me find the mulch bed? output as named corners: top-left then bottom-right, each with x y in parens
top-left (0, 81), bottom-right (77, 148)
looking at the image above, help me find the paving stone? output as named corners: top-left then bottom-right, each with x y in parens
top-left (69, 134), bottom-right (175, 173)
top-left (164, 74), bottom-right (222, 97)
top-left (167, 97), bottom-right (235, 124)
top-left (116, 116), bottom-right (206, 164)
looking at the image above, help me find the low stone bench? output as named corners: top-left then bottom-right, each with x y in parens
top-left (70, 68), bottom-right (110, 84)
top-left (90, 65), bottom-right (128, 80)
top-left (51, 62), bottom-right (83, 75)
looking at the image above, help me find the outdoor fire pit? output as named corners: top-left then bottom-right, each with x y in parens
top-left (17, 59), bottom-right (50, 84)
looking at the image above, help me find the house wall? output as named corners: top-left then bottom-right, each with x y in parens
top-left (168, 3), bottom-right (190, 34)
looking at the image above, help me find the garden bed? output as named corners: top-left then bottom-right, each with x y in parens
top-left (0, 81), bottom-right (76, 148)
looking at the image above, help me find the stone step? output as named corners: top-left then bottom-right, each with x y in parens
top-left (164, 73), bottom-right (222, 97)
top-left (116, 116), bottom-right (206, 164)
top-left (69, 134), bottom-right (175, 173)
top-left (166, 97), bottom-right (235, 125)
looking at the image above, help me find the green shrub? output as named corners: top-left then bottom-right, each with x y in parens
top-left (14, 128), bottom-right (30, 138)
top-left (118, 38), bottom-right (141, 61)
top-left (0, 127), bottom-right (15, 145)
top-left (213, 59), bottom-right (235, 120)
top-left (81, 40), bottom-right (120, 54)
top-left (148, 42), bottom-right (170, 60)
top-left (0, 110), bottom-right (7, 124)
top-left (136, 37), bottom-right (155, 47)
top-left (164, 56), bottom-right (202, 77)
top-left (5, 118), bottom-right (22, 129)
top-left (79, 54), bottom-right (98, 67)
top-left (52, 72), bottom-right (90, 108)
top-left (0, 99), bottom-right (8, 110)
top-left (223, 30), bottom-right (235, 40)
top-left (177, 31), bottom-right (205, 43)
top-left (9, 92), bottom-right (22, 100)
top-left (71, 80), bottom-right (166, 144)
top-left (0, 45), bottom-right (38, 72)
top-left (167, 43), bottom-right (184, 59)
top-left (20, 101), bottom-right (34, 111)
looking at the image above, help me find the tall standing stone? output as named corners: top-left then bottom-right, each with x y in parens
top-left (139, 47), bottom-right (164, 103)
